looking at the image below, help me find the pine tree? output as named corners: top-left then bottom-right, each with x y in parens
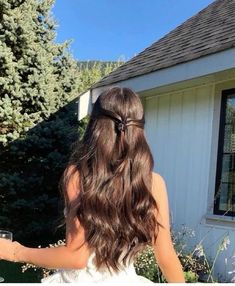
top-left (0, 0), bottom-right (80, 145)
top-left (78, 60), bottom-right (123, 92)
top-left (0, 0), bottom-right (81, 244)
top-left (0, 0), bottom-right (123, 245)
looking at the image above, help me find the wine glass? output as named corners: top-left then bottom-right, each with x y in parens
top-left (0, 230), bottom-right (13, 283)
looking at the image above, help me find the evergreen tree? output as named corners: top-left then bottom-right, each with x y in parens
top-left (77, 60), bottom-right (124, 91)
top-left (0, 0), bottom-right (123, 245)
top-left (0, 0), bottom-right (80, 145)
top-left (0, 0), bottom-right (80, 244)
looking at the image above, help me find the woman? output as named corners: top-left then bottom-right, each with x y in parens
top-left (0, 87), bottom-right (185, 284)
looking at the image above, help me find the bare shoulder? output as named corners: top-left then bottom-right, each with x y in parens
top-left (65, 165), bottom-right (80, 203)
top-left (151, 171), bottom-right (170, 229)
top-left (151, 171), bottom-right (167, 199)
top-left (152, 171), bottom-right (166, 186)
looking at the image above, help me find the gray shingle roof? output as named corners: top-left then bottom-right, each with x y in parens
top-left (92, 0), bottom-right (235, 89)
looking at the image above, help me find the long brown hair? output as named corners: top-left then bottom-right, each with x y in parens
top-left (61, 87), bottom-right (161, 272)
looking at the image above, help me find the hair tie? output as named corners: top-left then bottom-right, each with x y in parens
top-left (93, 106), bottom-right (145, 132)
top-left (117, 121), bottom-right (127, 132)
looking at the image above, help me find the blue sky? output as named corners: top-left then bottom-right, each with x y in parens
top-left (52, 0), bottom-right (215, 61)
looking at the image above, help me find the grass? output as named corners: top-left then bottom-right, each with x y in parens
top-left (0, 261), bottom-right (41, 283)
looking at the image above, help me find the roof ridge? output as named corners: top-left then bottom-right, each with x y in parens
top-left (92, 0), bottom-right (235, 89)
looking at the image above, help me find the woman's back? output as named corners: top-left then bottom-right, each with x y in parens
top-left (41, 87), bottom-right (184, 283)
top-left (42, 170), bottom-right (165, 284)
top-left (0, 87), bottom-right (184, 283)
top-left (59, 87), bottom-right (160, 272)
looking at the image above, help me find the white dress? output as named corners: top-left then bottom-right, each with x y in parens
top-left (41, 208), bottom-right (155, 284)
top-left (41, 251), bottom-right (155, 285)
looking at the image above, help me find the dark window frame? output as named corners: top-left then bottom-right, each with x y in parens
top-left (214, 88), bottom-right (235, 217)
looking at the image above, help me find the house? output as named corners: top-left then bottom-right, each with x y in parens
top-left (77, 0), bottom-right (235, 281)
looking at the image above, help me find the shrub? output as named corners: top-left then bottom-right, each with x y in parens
top-left (0, 0), bottom-right (123, 245)
top-left (135, 225), bottom-right (230, 283)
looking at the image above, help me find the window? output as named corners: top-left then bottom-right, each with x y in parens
top-left (214, 88), bottom-right (235, 216)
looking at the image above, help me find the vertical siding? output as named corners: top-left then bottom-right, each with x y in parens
top-left (144, 82), bottom-right (235, 282)
top-left (145, 85), bottom-right (214, 228)
top-left (168, 92), bottom-right (183, 226)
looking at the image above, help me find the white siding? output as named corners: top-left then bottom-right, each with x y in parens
top-left (145, 85), bottom-right (214, 228)
top-left (77, 90), bottom-right (92, 120)
top-left (144, 83), bottom-right (235, 282)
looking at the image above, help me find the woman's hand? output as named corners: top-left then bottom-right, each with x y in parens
top-left (0, 236), bottom-right (88, 269)
top-left (0, 238), bottom-right (22, 262)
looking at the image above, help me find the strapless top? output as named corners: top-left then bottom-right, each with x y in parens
top-left (41, 208), bottom-right (154, 284)
top-left (41, 250), bottom-right (154, 284)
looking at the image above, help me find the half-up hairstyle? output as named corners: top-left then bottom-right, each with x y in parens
top-left (60, 87), bottom-right (162, 272)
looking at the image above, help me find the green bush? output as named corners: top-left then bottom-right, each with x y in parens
top-left (134, 225), bottom-right (230, 283)
top-left (134, 245), bottom-right (166, 283)
top-left (183, 270), bottom-right (199, 283)
top-left (0, 0), bottom-right (123, 245)
top-left (0, 0), bottom-right (80, 245)
top-left (0, 260), bottom-right (41, 283)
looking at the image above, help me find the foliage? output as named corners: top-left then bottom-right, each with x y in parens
top-left (134, 245), bottom-right (166, 283)
top-left (19, 227), bottom-right (232, 283)
top-left (0, 0), bottom-right (79, 245)
top-left (0, 101), bottom-right (79, 245)
top-left (228, 252), bottom-right (235, 282)
top-left (134, 225), bottom-right (230, 283)
top-left (183, 271), bottom-right (199, 283)
top-left (0, 0), bottom-right (123, 245)
top-left (0, 260), bottom-right (40, 283)
top-left (0, 0), bottom-right (80, 145)
top-left (77, 60), bottom-right (123, 92)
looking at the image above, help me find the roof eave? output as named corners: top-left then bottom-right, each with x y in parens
top-left (77, 47), bottom-right (235, 120)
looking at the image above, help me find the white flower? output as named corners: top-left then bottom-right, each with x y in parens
top-left (194, 244), bottom-right (204, 258)
top-left (219, 235), bottom-right (230, 251)
top-left (228, 269), bottom-right (235, 283)
top-left (228, 252), bottom-right (235, 282)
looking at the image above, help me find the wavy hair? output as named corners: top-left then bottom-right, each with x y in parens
top-left (60, 87), bottom-right (162, 272)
